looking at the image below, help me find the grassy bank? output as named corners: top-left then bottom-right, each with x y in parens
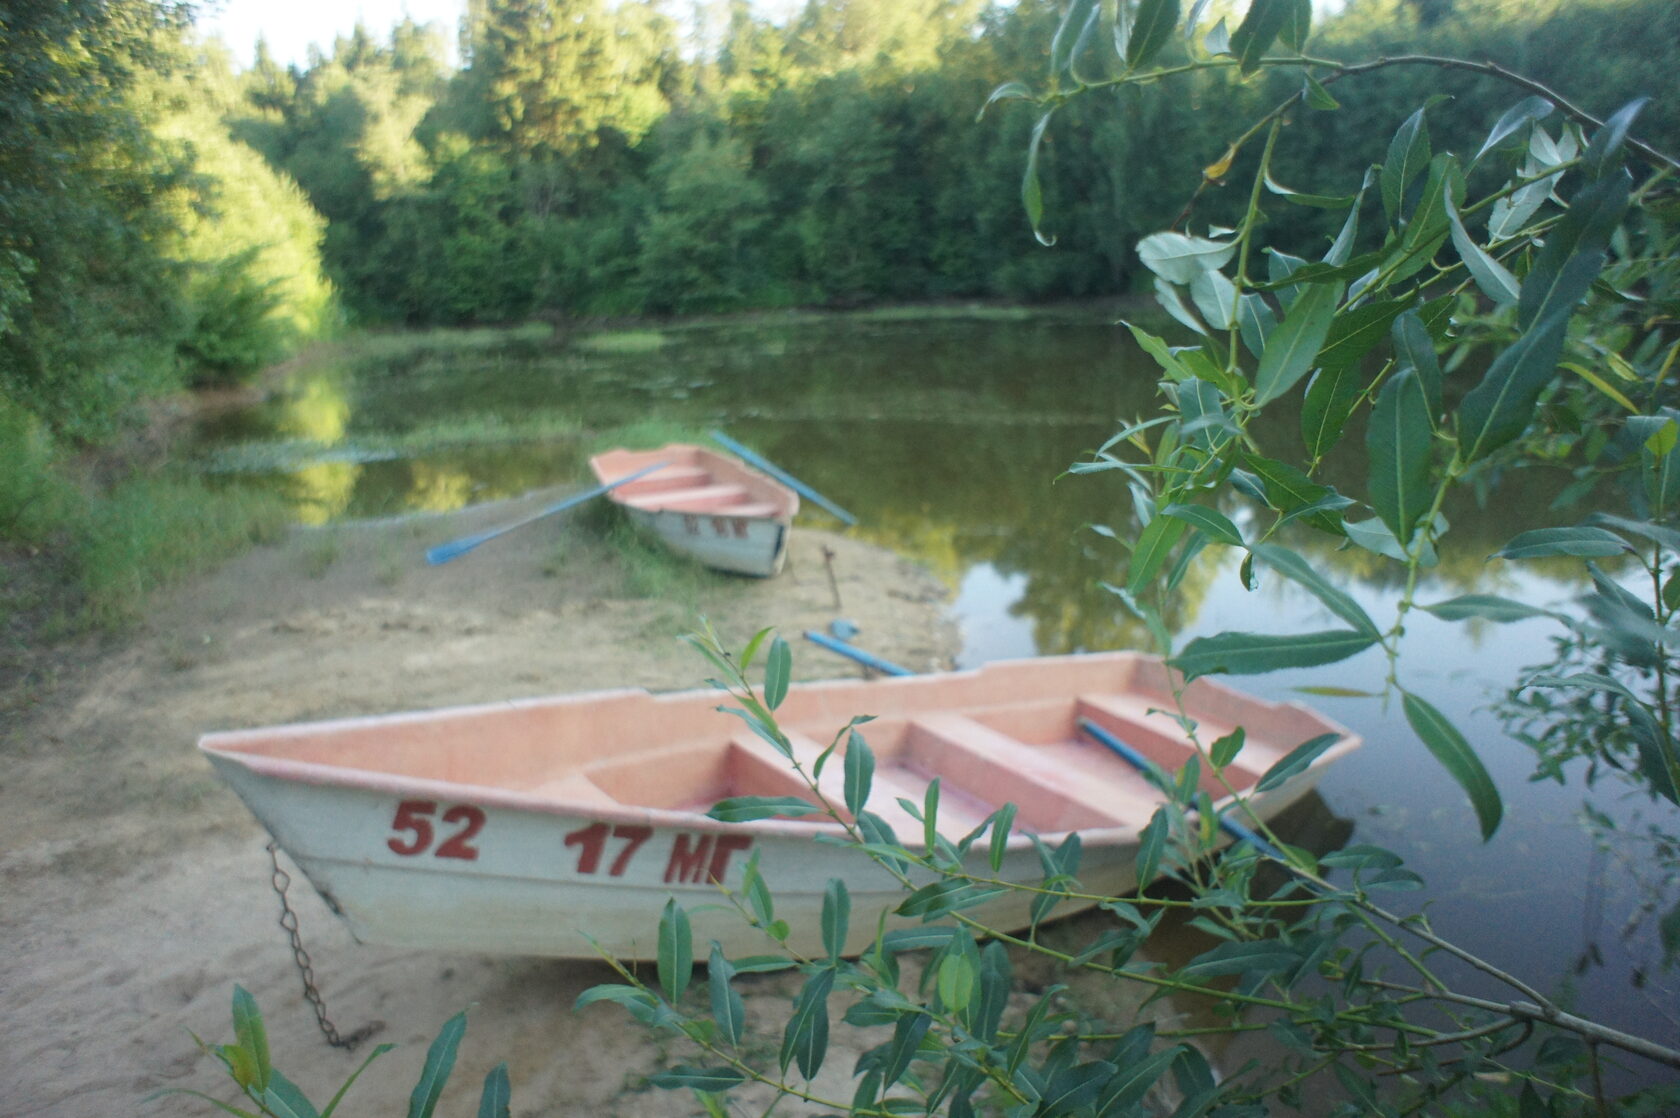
top-left (1, 399), bottom-right (290, 647)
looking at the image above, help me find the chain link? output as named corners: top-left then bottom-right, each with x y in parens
top-left (266, 840), bottom-right (382, 1051)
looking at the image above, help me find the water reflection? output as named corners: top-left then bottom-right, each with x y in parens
top-left (186, 315), bottom-right (1674, 1081)
top-left (287, 461), bottom-right (360, 525)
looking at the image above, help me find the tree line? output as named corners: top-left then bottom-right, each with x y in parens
top-left (3, 0), bottom-right (1677, 445)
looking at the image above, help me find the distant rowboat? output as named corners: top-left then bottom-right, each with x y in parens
top-left (201, 652), bottom-right (1359, 960)
top-left (589, 445), bottom-right (798, 577)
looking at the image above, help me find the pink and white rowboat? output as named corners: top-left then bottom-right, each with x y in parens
top-left (200, 652), bottom-right (1359, 960)
top-left (589, 445), bottom-right (799, 577)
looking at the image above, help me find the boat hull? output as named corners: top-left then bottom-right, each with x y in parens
top-left (208, 753), bottom-right (1335, 959)
top-left (590, 445), bottom-right (798, 578)
top-left (622, 504), bottom-right (788, 577)
top-left (201, 653), bottom-right (1359, 960)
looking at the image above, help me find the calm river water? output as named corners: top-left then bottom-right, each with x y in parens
top-left (189, 310), bottom-right (1677, 1084)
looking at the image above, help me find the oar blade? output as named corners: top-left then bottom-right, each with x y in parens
top-left (425, 534), bottom-right (492, 565)
top-left (423, 460), bottom-right (670, 566)
top-left (710, 430), bottom-right (857, 526)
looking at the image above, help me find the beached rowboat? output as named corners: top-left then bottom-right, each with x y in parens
top-left (588, 445), bottom-right (799, 577)
top-left (201, 652), bottom-right (1359, 960)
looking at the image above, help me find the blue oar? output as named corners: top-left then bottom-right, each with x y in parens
top-left (802, 630), bottom-right (913, 676)
top-left (801, 632), bottom-right (1289, 863)
top-left (1076, 717), bottom-right (1285, 860)
top-left (425, 461), bottom-right (668, 565)
top-left (710, 430), bottom-right (857, 527)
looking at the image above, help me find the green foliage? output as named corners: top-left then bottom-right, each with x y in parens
top-left (465, 0), bottom-right (673, 157)
top-left (0, 0), bottom-right (190, 440)
top-left (636, 133), bottom-right (770, 313)
top-left (569, 9), bottom-right (1680, 1115)
top-left (0, 402), bottom-right (291, 637)
top-left (0, 399), bottom-right (79, 545)
top-left (154, 986), bottom-right (505, 1118)
top-left (171, 0), bottom-right (1680, 329)
top-left (78, 474), bottom-right (290, 628)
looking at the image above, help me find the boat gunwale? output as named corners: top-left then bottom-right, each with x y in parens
top-left (589, 444), bottom-right (799, 522)
top-left (199, 716), bottom-right (1364, 854)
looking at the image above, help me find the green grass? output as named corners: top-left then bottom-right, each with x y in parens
top-left (342, 323), bottom-right (553, 362)
top-left (584, 502), bottom-right (719, 604)
top-left (201, 411), bottom-right (586, 474)
top-left (541, 536), bottom-right (573, 578)
top-left (299, 529), bottom-right (340, 579)
top-left (846, 303), bottom-right (1039, 323)
top-left (6, 400), bottom-right (289, 636)
top-left (584, 419), bottom-right (713, 457)
top-left (0, 399), bottom-right (80, 546)
top-left (76, 476), bottom-right (291, 628)
top-left (573, 329), bottom-right (668, 354)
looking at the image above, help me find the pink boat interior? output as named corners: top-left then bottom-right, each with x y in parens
top-left (202, 653), bottom-right (1357, 846)
top-left (589, 445), bottom-right (798, 520)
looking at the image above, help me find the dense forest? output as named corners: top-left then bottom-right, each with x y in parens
top-left (5, 0), bottom-right (1677, 439)
top-left (2, 0), bottom-right (1677, 631)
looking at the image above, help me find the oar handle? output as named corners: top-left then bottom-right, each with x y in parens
top-left (1076, 717), bottom-right (1285, 861)
top-left (801, 630), bottom-right (913, 677)
top-left (710, 430), bottom-right (857, 526)
top-left (425, 460), bottom-right (668, 565)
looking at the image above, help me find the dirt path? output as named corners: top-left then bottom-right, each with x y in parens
top-left (0, 489), bottom-right (959, 1118)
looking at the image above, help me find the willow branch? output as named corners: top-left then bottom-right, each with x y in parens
top-left (1308, 53), bottom-right (1680, 173)
top-left (1368, 980), bottom-right (1680, 1070)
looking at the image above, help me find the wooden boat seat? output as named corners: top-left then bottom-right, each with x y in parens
top-left (1077, 694), bottom-right (1257, 797)
top-left (616, 465), bottom-right (712, 496)
top-left (525, 772), bottom-right (621, 806)
top-left (730, 730), bottom-right (932, 839)
top-left (721, 501), bottom-right (781, 518)
top-left (904, 714), bottom-right (1150, 833)
top-left (620, 483), bottom-right (748, 512)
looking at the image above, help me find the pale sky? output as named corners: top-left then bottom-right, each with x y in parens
top-left (199, 1), bottom-right (1346, 72)
top-left (198, 0), bottom-right (469, 68)
top-left (197, 0), bottom-right (808, 70)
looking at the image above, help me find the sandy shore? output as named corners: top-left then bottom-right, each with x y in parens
top-left (0, 489), bottom-right (962, 1117)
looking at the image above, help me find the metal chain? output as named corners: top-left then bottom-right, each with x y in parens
top-left (266, 840), bottom-right (381, 1051)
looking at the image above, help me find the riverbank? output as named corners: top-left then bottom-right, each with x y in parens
top-left (0, 489), bottom-right (958, 1116)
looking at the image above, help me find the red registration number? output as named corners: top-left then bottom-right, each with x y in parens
top-left (384, 803), bottom-right (755, 883)
top-left (386, 799), bottom-right (486, 860)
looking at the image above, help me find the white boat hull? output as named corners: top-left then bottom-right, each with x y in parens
top-left (625, 505), bottom-right (788, 578)
top-left (205, 744), bottom-right (1336, 961)
top-left (201, 653), bottom-right (1360, 960)
top-left (590, 444), bottom-right (799, 578)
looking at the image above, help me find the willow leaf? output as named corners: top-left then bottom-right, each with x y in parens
top-left (1253, 543), bottom-right (1379, 636)
top-left (1402, 692), bottom-right (1502, 840)
top-left (1171, 629), bottom-right (1377, 679)
top-left (1230, 0), bottom-right (1289, 74)
top-left (657, 900), bottom-right (692, 1004)
top-left (1301, 363), bottom-right (1363, 460)
top-left (1126, 0), bottom-right (1180, 68)
top-left (1473, 95), bottom-right (1554, 166)
top-left (1381, 106), bottom-right (1431, 222)
top-left (1367, 368), bottom-right (1434, 547)
top-left (1518, 169), bottom-right (1629, 330)
top-left (1023, 111), bottom-right (1056, 246)
top-left (1254, 280), bottom-right (1343, 405)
